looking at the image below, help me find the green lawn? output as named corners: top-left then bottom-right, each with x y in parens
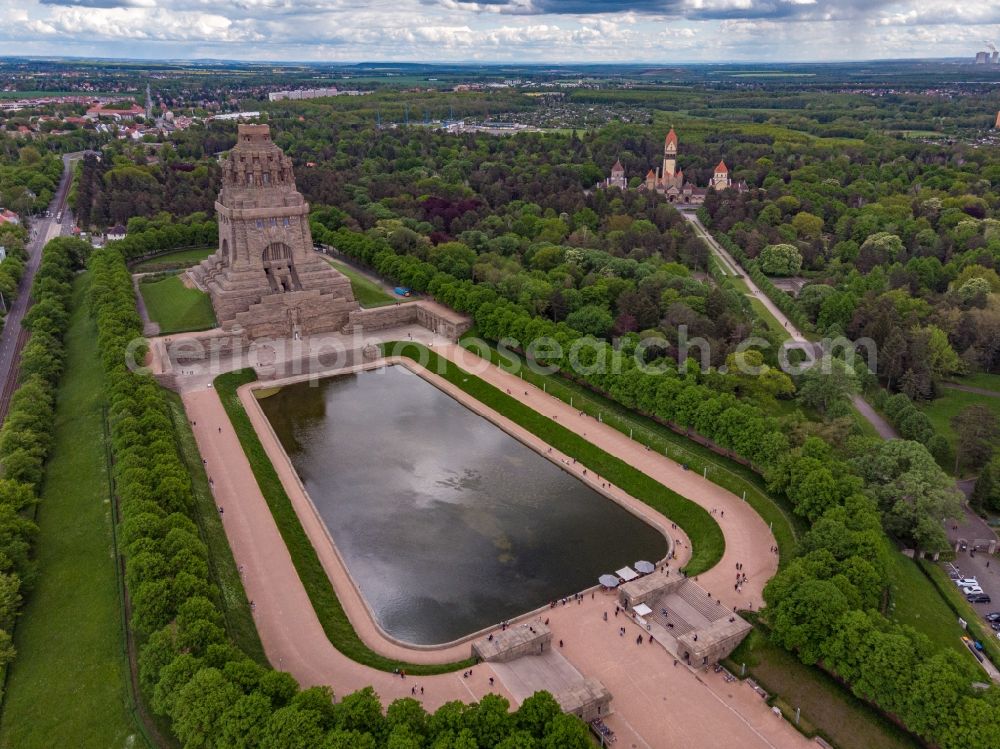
top-left (324, 258), bottom-right (396, 308)
top-left (139, 274), bottom-right (217, 334)
top-left (0, 276), bottom-right (146, 749)
top-left (214, 369), bottom-right (473, 676)
top-left (133, 247), bottom-right (213, 273)
top-left (460, 337), bottom-right (802, 562)
top-left (885, 551), bottom-right (977, 660)
top-left (163, 391), bottom-right (266, 665)
top-left (726, 627), bottom-right (922, 749)
top-left (920, 387), bottom-right (1000, 474)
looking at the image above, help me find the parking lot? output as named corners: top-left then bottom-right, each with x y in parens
top-left (945, 505), bottom-right (1000, 640)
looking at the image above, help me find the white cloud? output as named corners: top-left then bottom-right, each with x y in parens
top-left (0, 0), bottom-right (997, 61)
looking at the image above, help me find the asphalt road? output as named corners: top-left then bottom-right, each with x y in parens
top-left (0, 153), bottom-right (77, 424)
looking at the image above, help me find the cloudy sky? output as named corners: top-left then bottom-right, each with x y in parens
top-left (2, 0), bottom-right (999, 63)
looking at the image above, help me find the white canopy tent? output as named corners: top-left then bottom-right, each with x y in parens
top-left (616, 566), bottom-right (639, 582)
top-left (633, 603), bottom-right (653, 617)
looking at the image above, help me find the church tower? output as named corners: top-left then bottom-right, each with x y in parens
top-left (663, 128), bottom-right (678, 178)
top-left (712, 160), bottom-right (731, 191)
top-left (189, 124), bottom-right (359, 339)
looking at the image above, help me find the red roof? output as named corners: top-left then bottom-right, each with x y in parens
top-left (665, 128), bottom-right (678, 147)
top-left (646, 169), bottom-right (656, 177)
top-left (611, 159), bottom-right (624, 173)
top-left (715, 160), bottom-right (729, 173)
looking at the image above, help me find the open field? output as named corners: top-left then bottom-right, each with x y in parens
top-left (323, 257), bottom-right (396, 307)
top-left (727, 627), bottom-right (922, 749)
top-left (0, 276), bottom-right (144, 749)
top-left (133, 247), bottom-right (213, 273)
top-left (139, 274), bottom-right (217, 333)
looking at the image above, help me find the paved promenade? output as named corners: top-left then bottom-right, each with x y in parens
top-left (180, 330), bottom-right (807, 748)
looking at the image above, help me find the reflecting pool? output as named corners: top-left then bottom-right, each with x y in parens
top-left (259, 365), bottom-right (667, 645)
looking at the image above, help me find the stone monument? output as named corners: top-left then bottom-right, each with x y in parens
top-left (190, 124), bottom-right (359, 339)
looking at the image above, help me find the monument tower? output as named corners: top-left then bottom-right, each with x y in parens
top-left (190, 124), bottom-right (359, 339)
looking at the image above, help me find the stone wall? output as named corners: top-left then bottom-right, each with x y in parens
top-left (471, 624), bottom-right (552, 663)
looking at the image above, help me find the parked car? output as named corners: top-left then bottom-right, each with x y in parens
top-left (967, 593), bottom-right (992, 604)
top-left (985, 612), bottom-right (1000, 622)
top-left (962, 586), bottom-right (985, 595)
top-left (991, 622), bottom-right (1000, 632)
top-left (955, 578), bottom-right (979, 587)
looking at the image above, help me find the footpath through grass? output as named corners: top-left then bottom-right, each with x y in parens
top-left (459, 337), bottom-right (800, 562)
top-left (0, 276), bottom-right (145, 749)
top-left (726, 626), bottom-right (922, 749)
top-left (139, 274), bottom-right (217, 334)
top-left (392, 343), bottom-right (726, 573)
top-left (214, 369), bottom-right (473, 676)
top-left (163, 391), bottom-right (266, 665)
top-left (324, 257), bottom-right (396, 307)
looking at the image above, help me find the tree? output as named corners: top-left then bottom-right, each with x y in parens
top-left (335, 686), bottom-right (387, 739)
top-left (758, 244), bottom-right (802, 276)
top-left (791, 211), bottom-right (824, 240)
top-left (565, 304), bottom-right (613, 339)
top-left (797, 358), bottom-right (856, 416)
top-left (951, 404), bottom-right (999, 473)
top-left (514, 692), bottom-right (561, 738)
top-left (540, 714), bottom-right (590, 749)
top-left (851, 440), bottom-right (963, 551)
top-left (767, 578), bottom-right (851, 664)
top-left (972, 456), bottom-right (1000, 512)
top-left (217, 692), bottom-right (273, 749)
top-left (922, 326), bottom-right (963, 381)
top-left (171, 667), bottom-right (241, 748)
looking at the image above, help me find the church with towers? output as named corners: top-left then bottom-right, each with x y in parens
top-left (601, 127), bottom-right (746, 204)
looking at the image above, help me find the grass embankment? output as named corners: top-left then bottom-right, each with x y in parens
top-left (918, 559), bottom-right (1000, 670)
top-left (391, 342), bottom-right (726, 574)
top-left (324, 257), bottom-right (396, 307)
top-left (726, 626), bottom-right (922, 749)
top-left (459, 338), bottom-right (800, 561)
top-left (133, 247), bottom-right (213, 273)
top-left (0, 276), bottom-right (145, 749)
top-left (139, 274), bottom-right (217, 334)
top-left (163, 391), bottom-right (266, 665)
top-left (213, 369), bottom-right (473, 676)
top-left (885, 551), bottom-right (975, 659)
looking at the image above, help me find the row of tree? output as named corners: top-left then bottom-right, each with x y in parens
top-left (0, 222), bottom-right (29, 322)
top-left (0, 236), bottom-right (90, 672)
top-left (88, 246), bottom-right (590, 749)
top-left (112, 215), bottom-right (217, 261)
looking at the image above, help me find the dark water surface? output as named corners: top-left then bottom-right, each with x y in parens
top-left (259, 365), bottom-right (667, 645)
